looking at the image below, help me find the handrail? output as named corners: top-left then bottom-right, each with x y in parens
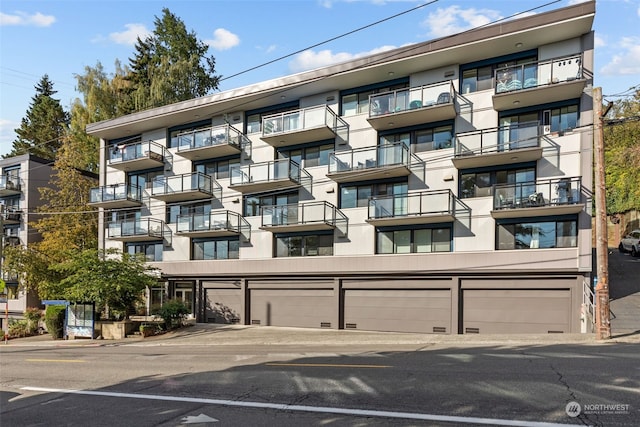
top-left (261, 105), bottom-right (348, 138)
top-left (369, 80), bottom-right (454, 117)
top-left (90, 183), bottom-right (142, 204)
top-left (494, 53), bottom-right (583, 94)
top-left (455, 121), bottom-right (541, 157)
top-left (176, 123), bottom-right (250, 154)
top-left (230, 158), bottom-right (311, 186)
top-left (493, 176), bottom-right (581, 210)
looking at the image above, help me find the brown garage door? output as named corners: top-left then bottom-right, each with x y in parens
top-left (463, 289), bottom-right (571, 334)
top-left (343, 289), bottom-right (451, 334)
top-left (250, 288), bottom-right (335, 328)
top-left (205, 288), bottom-right (242, 324)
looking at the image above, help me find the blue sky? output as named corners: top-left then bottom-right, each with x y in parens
top-left (1, 0), bottom-right (638, 157)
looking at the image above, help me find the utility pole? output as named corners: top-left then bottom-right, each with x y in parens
top-left (593, 87), bottom-right (611, 340)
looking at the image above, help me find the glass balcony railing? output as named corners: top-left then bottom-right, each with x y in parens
top-left (369, 80), bottom-right (454, 117)
top-left (454, 121), bottom-right (541, 157)
top-left (495, 54), bottom-right (583, 94)
top-left (107, 218), bottom-right (171, 244)
top-left (230, 158), bottom-right (311, 188)
top-left (108, 140), bottom-right (171, 169)
top-left (0, 175), bottom-right (21, 194)
top-left (493, 177), bottom-right (582, 210)
top-left (329, 143), bottom-right (412, 173)
top-left (2, 209), bottom-right (22, 223)
top-left (90, 183), bottom-right (142, 205)
top-left (177, 210), bottom-right (251, 241)
top-left (262, 201), bottom-right (347, 226)
top-left (176, 123), bottom-right (250, 158)
top-left (368, 189), bottom-right (468, 220)
top-left (262, 105), bottom-right (348, 139)
top-left (150, 172), bottom-right (221, 200)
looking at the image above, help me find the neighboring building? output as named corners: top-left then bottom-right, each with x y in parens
top-left (0, 154), bottom-right (55, 329)
top-left (87, 2), bottom-right (595, 334)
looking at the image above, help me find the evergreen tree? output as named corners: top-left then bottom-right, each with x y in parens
top-left (6, 75), bottom-right (70, 160)
top-left (128, 8), bottom-right (221, 111)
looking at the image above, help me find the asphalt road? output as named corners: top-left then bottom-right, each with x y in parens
top-left (609, 246), bottom-right (640, 335)
top-left (1, 339), bottom-right (638, 426)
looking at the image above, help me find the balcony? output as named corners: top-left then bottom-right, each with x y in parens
top-left (261, 105), bottom-right (348, 147)
top-left (229, 159), bottom-right (312, 194)
top-left (327, 143), bottom-right (424, 183)
top-left (260, 201), bottom-right (348, 235)
top-left (107, 218), bottom-right (172, 244)
top-left (2, 209), bottom-right (22, 225)
top-left (0, 175), bottom-right (21, 197)
top-left (176, 210), bottom-right (250, 241)
top-left (175, 124), bottom-right (250, 160)
top-left (452, 121), bottom-right (543, 169)
top-left (493, 54), bottom-right (586, 111)
top-left (1, 270), bottom-right (19, 284)
top-left (89, 184), bottom-right (143, 209)
top-left (108, 140), bottom-right (171, 172)
top-left (491, 177), bottom-right (584, 219)
top-left (4, 235), bottom-right (21, 247)
top-left (367, 189), bottom-right (471, 227)
top-left (150, 172), bottom-right (221, 203)
top-left (367, 81), bottom-right (456, 131)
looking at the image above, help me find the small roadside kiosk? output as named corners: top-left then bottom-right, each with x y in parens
top-left (42, 300), bottom-right (95, 340)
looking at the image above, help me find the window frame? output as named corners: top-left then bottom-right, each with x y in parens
top-left (167, 119), bottom-right (213, 149)
top-left (459, 163), bottom-right (536, 199)
top-left (274, 231), bottom-right (334, 257)
top-left (495, 215), bottom-right (578, 250)
top-left (243, 190), bottom-right (299, 217)
top-left (460, 49), bottom-right (537, 94)
top-left (339, 179), bottom-right (408, 209)
top-left (339, 77), bottom-right (409, 117)
top-left (245, 101), bottom-right (299, 134)
top-left (126, 241), bottom-right (163, 261)
top-left (191, 237), bottom-right (240, 260)
top-left (277, 140), bottom-right (335, 168)
top-left (379, 121), bottom-right (454, 153)
top-left (375, 224), bottom-right (453, 254)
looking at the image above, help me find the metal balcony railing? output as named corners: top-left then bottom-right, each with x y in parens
top-left (329, 142), bottom-right (421, 173)
top-left (90, 183), bottom-right (142, 204)
top-left (230, 158), bottom-right (311, 187)
top-left (108, 140), bottom-right (172, 166)
top-left (176, 123), bottom-right (251, 157)
top-left (262, 105), bottom-right (348, 138)
top-left (493, 177), bottom-right (582, 210)
top-left (495, 53), bottom-right (583, 94)
top-left (368, 189), bottom-right (469, 221)
top-left (150, 172), bottom-right (221, 199)
top-left (369, 80), bottom-right (455, 117)
top-left (107, 218), bottom-right (171, 244)
top-left (0, 175), bottom-right (21, 193)
top-left (262, 201), bottom-right (347, 228)
top-left (176, 210), bottom-right (251, 241)
top-left (454, 121), bottom-right (541, 157)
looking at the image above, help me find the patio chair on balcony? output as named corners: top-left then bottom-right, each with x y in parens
top-left (436, 92), bottom-right (451, 104)
top-left (409, 100), bottom-right (423, 109)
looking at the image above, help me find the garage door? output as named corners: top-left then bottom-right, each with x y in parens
top-left (250, 288), bottom-right (335, 329)
top-left (463, 289), bottom-right (571, 334)
top-left (205, 288), bottom-right (242, 324)
top-left (343, 289), bottom-right (451, 334)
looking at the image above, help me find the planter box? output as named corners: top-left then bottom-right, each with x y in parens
top-left (95, 320), bottom-right (136, 339)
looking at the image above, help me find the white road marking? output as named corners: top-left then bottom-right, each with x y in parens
top-left (21, 386), bottom-right (574, 427)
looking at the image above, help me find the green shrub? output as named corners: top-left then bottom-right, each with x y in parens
top-left (24, 307), bottom-right (42, 335)
top-left (155, 299), bottom-right (190, 330)
top-left (45, 305), bottom-right (66, 340)
top-left (8, 319), bottom-right (30, 338)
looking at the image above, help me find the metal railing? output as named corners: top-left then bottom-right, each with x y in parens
top-left (230, 158), bottom-right (311, 187)
top-left (0, 175), bottom-right (21, 192)
top-left (176, 123), bottom-right (250, 155)
top-left (455, 121), bottom-right (541, 157)
top-left (261, 201), bottom-right (345, 226)
top-left (495, 53), bottom-right (583, 94)
top-left (108, 140), bottom-right (171, 165)
top-left (262, 105), bottom-right (348, 138)
top-left (177, 210), bottom-right (251, 241)
top-left (150, 172), bottom-right (220, 198)
top-left (368, 189), bottom-right (469, 220)
top-left (107, 218), bottom-right (171, 243)
top-left (369, 80), bottom-right (454, 117)
top-left (493, 177), bottom-right (581, 210)
top-left (90, 183), bottom-right (142, 204)
top-left (329, 142), bottom-right (419, 173)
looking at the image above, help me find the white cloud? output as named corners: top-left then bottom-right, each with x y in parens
top-left (0, 118), bottom-right (17, 152)
top-left (594, 35), bottom-right (606, 48)
top-left (0, 11), bottom-right (55, 27)
top-left (207, 28), bottom-right (240, 51)
top-left (108, 23), bottom-right (151, 45)
top-left (421, 6), bottom-right (502, 38)
top-left (600, 36), bottom-right (640, 75)
top-left (568, 0), bottom-right (591, 5)
top-left (289, 45), bottom-right (397, 73)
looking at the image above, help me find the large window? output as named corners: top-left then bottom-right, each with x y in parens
top-left (377, 226), bottom-right (451, 254)
top-left (245, 101), bottom-right (299, 134)
top-left (168, 120), bottom-right (212, 148)
top-left (461, 52), bottom-right (537, 94)
top-left (379, 123), bottom-right (453, 153)
top-left (126, 242), bottom-right (163, 261)
top-left (340, 78), bottom-right (409, 117)
top-left (128, 169), bottom-right (164, 191)
top-left (340, 180), bottom-right (407, 209)
top-left (460, 166), bottom-right (535, 199)
top-left (166, 201), bottom-right (211, 224)
top-left (192, 237), bottom-right (240, 260)
top-left (195, 157), bottom-right (240, 179)
top-left (496, 218), bottom-right (577, 250)
top-left (500, 101), bottom-right (578, 133)
top-left (244, 191), bottom-right (298, 217)
top-left (275, 232), bottom-right (333, 257)
top-left (277, 141), bottom-right (334, 168)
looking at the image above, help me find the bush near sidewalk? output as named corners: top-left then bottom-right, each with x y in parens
top-left (45, 305), bottom-right (66, 339)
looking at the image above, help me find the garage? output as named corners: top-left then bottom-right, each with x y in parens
top-left (462, 289), bottom-right (572, 334)
top-left (203, 281), bottom-right (242, 324)
top-left (343, 289), bottom-right (452, 334)
top-left (249, 281), bottom-right (335, 329)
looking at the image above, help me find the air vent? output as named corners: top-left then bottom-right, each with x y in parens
top-left (465, 327), bottom-right (480, 334)
top-left (433, 326), bottom-right (447, 333)
top-left (548, 330), bottom-right (564, 334)
top-left (251, 320), bottom-right (261, 325)
top-left (320, 322), bottom-right (331, 328)
top-left (345, 323), bottom-right (357, 329)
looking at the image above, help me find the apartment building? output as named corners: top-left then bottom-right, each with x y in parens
top-left (86, 2), bottom-right (595, 334)
top-left (0, 154), bottom-right (55, 328)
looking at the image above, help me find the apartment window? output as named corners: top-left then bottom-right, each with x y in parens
top-left (245, 101), bottom-right (299, 134)
top-left (6, 284), bottom-right (18, 300)
top-left (128, 169), bottom-right (164, 190)
top-left (244, 191), bottom-right (298, 217)
top-left (166, 201), bottom-right (211, 224)
top-left (126, 242), bottom-right (163, 261)
top-left (460, 166), bottom-right (535, 199)
top-left (110, 209), bottom-right (141, 222)
top-left (340, 180), bottom-right (407, 209)
top-left (500, 101), bottom-right (579, 133)
top-left (168, 120), bottom-right (212, 148)
top-left (195, 157), bottom-right (240, 179)
top-left (192, 237), bottom-right (240, 260)
top-left (275, 232), bottom-right (333, 257)
top-left (277, 141), bottom-right (334, 168)
top-left (377, 226), bottom-right (451, 254)
top-left (3, 197), bottom-right (20, 211)
top-left (461, 51), bottom-right (537, 94)
top-left (379, 123), bottom-right (453, 153)
top-left (496, 218), bottom-right (577, 250)
top-left (340, 78), bottom-right (409, 117)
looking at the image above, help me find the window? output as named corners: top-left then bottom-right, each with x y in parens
top-left (168, 120), bottom-right (212, 148)
top-left (195, 157), bottom-right (240, 179)
top-left (275, 233), bottom-right (333, 257)
top-left (460, 166), bottom-right (535, 199)
top-left (126, 242), bottom-right (163, 261)
top-left (192, 237), bottom-right (240, 260)
top-left (500, 101), bottom-right (579, 133)
top-left (377, 226), bottom-right (451, 254)
top-left (128, 169), bottom-right (164, 190)
top-left (277, 141), bottom-right (334, 168)
top-left (166, 201), bottom-right (211, 224)
top-left (245, 101), bottom-right (299, 134)
top-left (340, 78), bottom-right (409, 117)
top-left (496, 218), bottom-right (577, 250)
top-left (244, 191), bottom-right (298, 216)
top-left (461, 52), bottom-right (537, 94)
top-left (340, 181), bottom-right (407, 209)
top-left (379, 123), bottom-right (453, 153)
